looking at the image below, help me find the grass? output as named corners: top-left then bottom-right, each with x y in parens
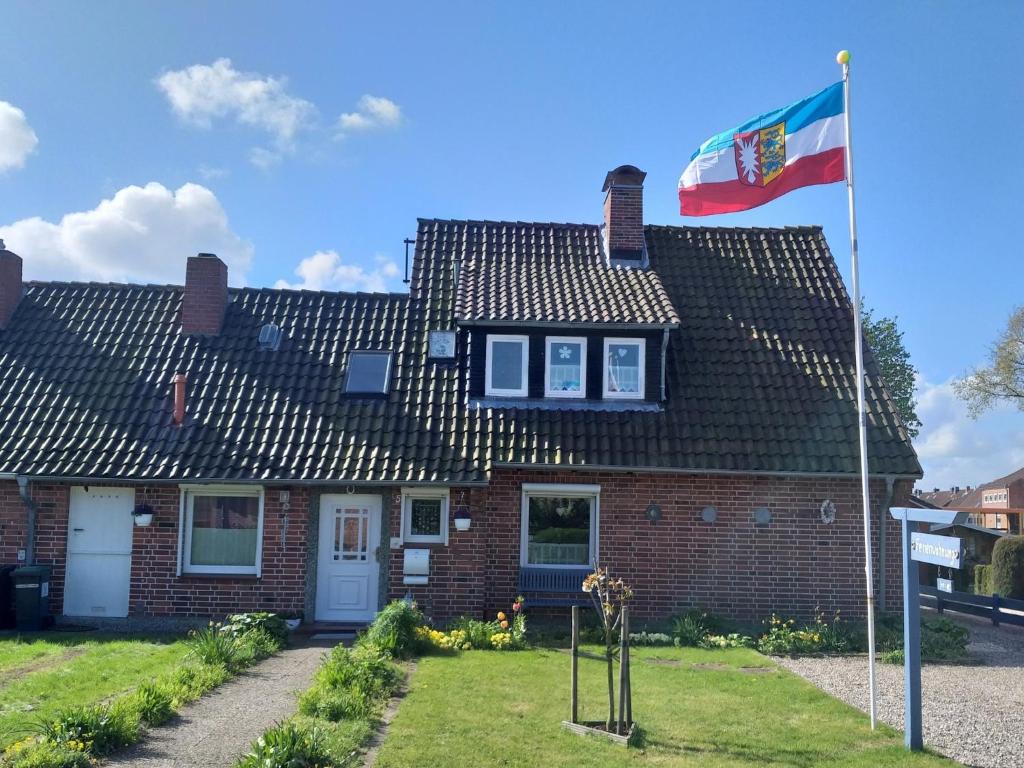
top-left (374, 645), bottom-right (956, 768)
top-left (0, 633), bottom-right (189, 747)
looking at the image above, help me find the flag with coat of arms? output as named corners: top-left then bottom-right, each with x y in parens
top-left (678, 82), bottom-right (846, 216)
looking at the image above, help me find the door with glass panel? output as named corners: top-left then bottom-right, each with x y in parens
top-left (316, 495), bottom-right (381, 622)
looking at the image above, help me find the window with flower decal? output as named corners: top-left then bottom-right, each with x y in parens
top-left (544, 337), bottom-right (586, 398)
top-left (603, 338), bottom-right (645, 399)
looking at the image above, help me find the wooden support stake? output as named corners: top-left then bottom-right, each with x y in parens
top-left (571, 605), bottom-right (579, 724)
top-left (624, 609), bottom-right (632, 729)
top-left (617, 606), bottom-right (628, 735)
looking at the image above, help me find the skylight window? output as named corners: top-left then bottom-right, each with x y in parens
top-left (345, 350), bottom-right (393, 394)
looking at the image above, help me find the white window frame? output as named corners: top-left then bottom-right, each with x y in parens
top-left (544, 336), bottom-right (587, 399)
top-left (485, 334), bottom-right (530, 397)
top-left (602, 337), bottom-right (646, 400)
top-left (400, 487), bottom-right (450, 545)
top-left (520, 483), bottom-right (600, 569)
top-left (178, 485), bottom-right (265, 576)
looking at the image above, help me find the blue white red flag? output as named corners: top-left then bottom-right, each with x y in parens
top-left (678, 82), bottom-right (846, 216)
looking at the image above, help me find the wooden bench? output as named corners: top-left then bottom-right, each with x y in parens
top-left (517, 566), bottom-right (592, 607)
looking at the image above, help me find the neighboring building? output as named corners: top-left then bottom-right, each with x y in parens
top-left (0, 166), bottom-right (921, 627)
top-left (915, 468), bottom-right (1024, 533)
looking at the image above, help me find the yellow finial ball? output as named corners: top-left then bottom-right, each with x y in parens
top-left (836, 50), bottom-right (851, 65)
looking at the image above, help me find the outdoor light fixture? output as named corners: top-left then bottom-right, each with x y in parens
top-left (645, 502), bottom-right (662, 524)
top-left (753, 507), bottom-right (772, 525)
top-left (820, 499), bottom-right (837, 525)
top-left (701, 506), bottom-right (717, 523)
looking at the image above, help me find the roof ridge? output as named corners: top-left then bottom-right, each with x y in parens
top-left (25, 280), bottom-right (412, 301)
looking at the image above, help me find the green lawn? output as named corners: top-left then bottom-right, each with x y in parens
top-left (374, 646), bottom-right (956, 768)
top-left (0, 633), bottom-right (189, 747)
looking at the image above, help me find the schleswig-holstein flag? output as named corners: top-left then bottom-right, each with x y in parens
top-left (678, 82), bottom-right (846, 216)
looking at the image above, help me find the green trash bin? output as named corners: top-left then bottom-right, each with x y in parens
top-left (13, 565), bottom-right (52, 631)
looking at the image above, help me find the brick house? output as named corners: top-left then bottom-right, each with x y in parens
top-left (0, 165), bottom-right (921, 627)
top-left (916, 468), bottom-right (1024, 533)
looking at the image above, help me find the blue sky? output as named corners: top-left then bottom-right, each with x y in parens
top-left (1, 1), bottom-right (1021, 489)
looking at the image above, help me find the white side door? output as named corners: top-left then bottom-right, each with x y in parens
top-left (64, 487), bottom-right (134, 618)
top-left (316, 494), bottom-right (381, 623)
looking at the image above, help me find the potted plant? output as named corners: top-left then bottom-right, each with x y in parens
top-left (132, 504), bottom-right (154, 527)
top-left (282, 610), bottom-right (303, 631)
top-left (453, 507), bottom-right (471, 532)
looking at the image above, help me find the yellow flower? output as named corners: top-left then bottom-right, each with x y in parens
top-left (500, 620), bottom-right (509, 629)
top-left (497, 612), bottom-right (507, 621)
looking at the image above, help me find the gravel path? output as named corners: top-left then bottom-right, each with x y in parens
top-left (776, 613), bottom-right (1024, 768)
top-left (105, 643), bottom-right (328, 768)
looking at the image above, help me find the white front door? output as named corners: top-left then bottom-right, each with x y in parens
top-left (64, 487), bottom-right (134, 618)
top-left (315, 494), bottom-right (382, 623)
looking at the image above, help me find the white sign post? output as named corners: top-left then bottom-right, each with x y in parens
top-left (889, 507), bottom-right (967, 750)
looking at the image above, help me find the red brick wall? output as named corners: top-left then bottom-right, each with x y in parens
top-left (385, 487), bottom-right (489, 622)
top-left (603, 186), bottom-right (644, 253)
top-left (0, 249), bottom-right (23, 329)
top-left (0, 480), bottom-right (308, 618)
top-left (0, 481), bottom-right (28, 564)
top-left (385, 470), bottom-right (910, 623)
top-left (181, 253), bottom-right (227, 336)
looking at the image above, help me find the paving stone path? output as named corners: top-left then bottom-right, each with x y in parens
top-left (105, 643), bottom-right (328, 768)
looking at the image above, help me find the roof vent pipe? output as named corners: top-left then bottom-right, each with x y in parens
top-left (172, 373), bottom-right (187, 425)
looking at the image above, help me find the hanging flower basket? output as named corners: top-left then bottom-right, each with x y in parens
top-left (453, 508), bottom-right (471, 531)
top-left (132, 504), bottom-right (154, 527)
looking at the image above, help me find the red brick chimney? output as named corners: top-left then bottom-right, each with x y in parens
top-left (181, 253), bottom-right (228, 335)
top-left (0, 240), bottom-right (23, 330)
top-left (602, 165), bottom-right (647, 264)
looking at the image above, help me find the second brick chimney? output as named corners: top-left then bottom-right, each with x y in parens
top-left (602, 165), bottom-right (647, 265)
top-left (0, 240), bottom-right (23, 330)
top-left (181, 253), bottom-right (228, 335)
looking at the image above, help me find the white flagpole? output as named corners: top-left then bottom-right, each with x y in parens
top-left (838, 49), bottom-right (878, 730)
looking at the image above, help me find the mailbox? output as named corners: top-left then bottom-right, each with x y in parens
top-left (403, 548), bottom-right (430, 585)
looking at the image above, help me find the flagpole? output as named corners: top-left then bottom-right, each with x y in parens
top-left (838, 49), bottom-right (878, 730)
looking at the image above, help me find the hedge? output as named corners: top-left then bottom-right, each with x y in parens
top-left (974, 564), bottom-right (993, 595)
top-left (991, 535), bottom-right (1024, 599)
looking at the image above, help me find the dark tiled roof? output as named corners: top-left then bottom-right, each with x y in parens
top-left (0, 218), bottom-right (922, 483)
top-left (416, 219), bottom-right (921, 477)
top-left (0, 283), bottom-right (479, 483)
top-left (452, 223), bottom-right (679, 326)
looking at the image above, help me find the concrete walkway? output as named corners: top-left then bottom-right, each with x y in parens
top-left (105, 643), bottom-right (328, 768)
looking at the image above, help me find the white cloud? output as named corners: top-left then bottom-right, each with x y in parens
top-left (247, 147), bottom-right (282, 170)
top-left (914, 375), bottom-right (1024, 491)
top-left (198, 164), bottom-right (229, 181)
top-left (338, 95), bottom-right (402, 134)
top-left (275, 251), bottom-right (400, 293)
top-left (0, 101), bottom-right (39, 172)
top-left (156, 58), bottom-right (316, 164)
top-left (0, 182), bottom-right (253, 285)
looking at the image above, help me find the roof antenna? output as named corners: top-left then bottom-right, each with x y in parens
top-left (403, 238), bottom-right (414, 285)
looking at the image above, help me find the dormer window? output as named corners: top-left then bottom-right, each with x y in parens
top-left (485, 334), bottom-right (529, 397)
top-left (544, 337), bottom-right (586, 398)
top-left (603, 338), bottom-right (645, 399)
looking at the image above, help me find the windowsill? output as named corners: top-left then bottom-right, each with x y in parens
top-left (401, 540), bottom-right (447, 548)
top-left (179, 573), bottom-right (260, 581)
top-left (471, 397), bottom-right (661, 412)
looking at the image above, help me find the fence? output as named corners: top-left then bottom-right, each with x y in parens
top-left (919, 586), bottom-right (1024, 628)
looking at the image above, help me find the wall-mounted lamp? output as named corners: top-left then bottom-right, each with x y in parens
top-left (645, 503), bottom-right (662, 524)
